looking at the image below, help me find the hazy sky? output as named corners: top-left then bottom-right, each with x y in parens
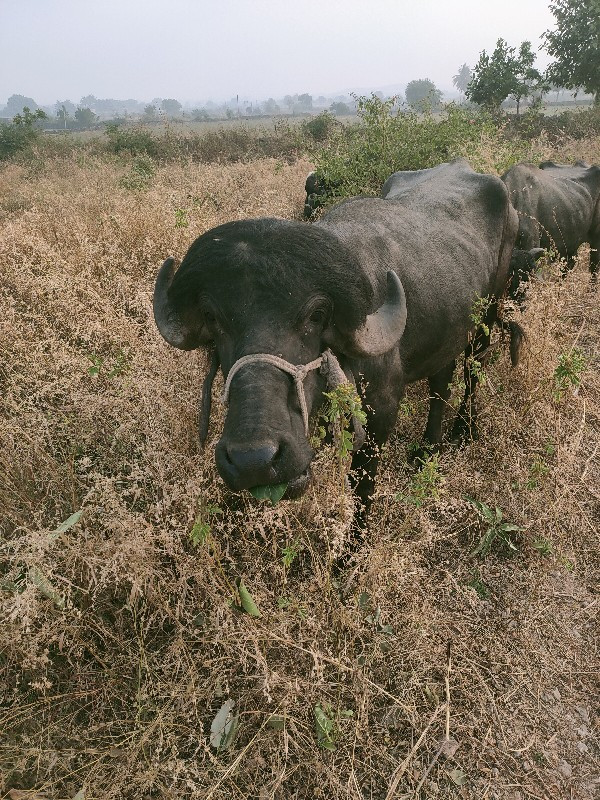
top-left (1, 0), bottom-right (556, 105)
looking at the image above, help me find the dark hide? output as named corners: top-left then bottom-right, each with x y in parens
top-left (509, 247), bottom-right (546, 304)
top-left (154, 159), bottom-right (519, 534)
top-left (502, 162), bottom-right (600, 277)
top-left (304, 171), bottom-right (337, 219)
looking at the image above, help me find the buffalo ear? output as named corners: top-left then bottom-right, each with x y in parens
top-left (153, 257), bottom-right (211, 350)
top-left (324, 271), bottom-right (408, 358)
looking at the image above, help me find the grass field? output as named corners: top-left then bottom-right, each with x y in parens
top-left (1, 134), bottom-right (599, 798)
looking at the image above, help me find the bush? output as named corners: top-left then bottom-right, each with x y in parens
top-left (0, 107), bottom-right (47, 161)
top-left (311, 96), bottom-right (498, 201)
top-left (301, 112), bottom-right (340, 142)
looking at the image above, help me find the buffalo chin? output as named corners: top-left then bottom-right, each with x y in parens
top-left (283, 468), bottom-right (312, 499)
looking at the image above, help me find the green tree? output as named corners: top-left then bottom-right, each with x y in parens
top-left (262, 97), bottom-right (280, 114)
top-left (330, 101), bottom-right (351, 115)
top-left (143, 103), bottom-right (157, 120)
top-left (13, 107), bottom-right (47, 126)
top-left (467, 38), bottom-right (545, 114)
top-left (161, 98), bottom-right (182, 116)
top-left (511, 42), bottom-right (547, 115)
top-left (452, 63), bottom-right (472, 97)
top-left (56, 104), bottom-right (71, 129)
top-left (543, 0), bottom-right (600, 105)
top-left (4, 94), bottom-right (39, 116)
top-left (74, 107), bottom-right (98, 127)
top-left (297, 93), bottom-right (313, 110)
top-left (405, 79), bottom-right (442, 112)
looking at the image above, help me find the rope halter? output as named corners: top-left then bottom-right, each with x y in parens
top-left (219, 348), bottom-right (364, 446)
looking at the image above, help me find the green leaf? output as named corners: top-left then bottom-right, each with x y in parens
top-left (49, 510), bottom-right (82, 541)
top-left (266, 713), bottom-right (286, 730)
top-left (29, 566), bottom-right (65, 609)
top-left (249, 483), bottom-right (288, 505)
top-left (447, 767), bottom-right (468, 786)
top-left (210, 699), bottom-right (238, 750)
top-left (238, 579), bottom-right (261, 618)
top-left (314, 704), bottom-right (336, 750)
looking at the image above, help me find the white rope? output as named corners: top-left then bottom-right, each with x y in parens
top-left (221, 352), bottom-right (325, 436)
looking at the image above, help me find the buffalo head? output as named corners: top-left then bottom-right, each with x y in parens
top-left (153, 218), bottom-right (407, 496)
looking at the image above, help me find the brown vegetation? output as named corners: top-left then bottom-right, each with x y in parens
top-left (1, 139), bottom-right (599, 799)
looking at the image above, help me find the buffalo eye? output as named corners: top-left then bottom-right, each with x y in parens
top-left (300, 297), bottom-right (331, 334)
top-left (308, 306), bottom-right (328, 326)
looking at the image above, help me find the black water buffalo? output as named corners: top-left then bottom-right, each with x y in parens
top-left (508, 247), bottom-right (546, 304)
top-left (303, 171), bottom-right (337, 218)
top-left (501, 162), bottom-right (600, 277)
top-left (154, 159), bottom-right (520, 530)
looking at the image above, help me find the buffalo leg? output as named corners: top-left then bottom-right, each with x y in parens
top-left (450, 311), bottom-right (494, 443)
top-left (409, 360), bottom-right (456, 463)
top-left (423, 360), bottom-right (456, 448)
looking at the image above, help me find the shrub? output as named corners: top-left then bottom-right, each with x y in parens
top-left (310, 96), bottom-right (497, 201)
top-left (0, 107), bottom-right (47, 161)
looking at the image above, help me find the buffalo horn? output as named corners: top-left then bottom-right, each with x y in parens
top-left (153, 258), bottom-right (209, 350)
top-left (338, 271), bottom-right (408, 358)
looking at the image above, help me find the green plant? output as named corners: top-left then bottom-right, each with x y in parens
top-left (467, 497), bottom-right (522, 557)
top-left (312, 97), bottom-right (496, 201)
top-left (281, 539), bottom-right (301, 570)
top-left (466, 570), bottom-right (491, 599)
top-left (277, 596), bottom-right (307, 618)
top-left (532, 537), bottom-right (554, 556)
top-left (119, 155), bottom-right (155, 190)
top-left (0, 107), bottom-right (47, 161)
top-left (190, 502), bottom-right (222, 547)
top-left (397, 452), bottom-right (444, 507)
top-left (321, 383), bottom-right (367, 490)
top-left (87, 349), bottom-right (130, 378)
top-left (526, 457), bottom-right (550, 489)
top-left (314, 704), bottom-right (353, 750)
top-left (174, 207), bottom-right (189, 228)
top-left (469, 295), bottom-right (492, 336)
top-left (301, 112), bottom-right (338, 142)
top-left (553, 348), bottom-right (586, 401)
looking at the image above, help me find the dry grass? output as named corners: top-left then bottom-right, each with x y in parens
top-left (1, 145), bottom-right (599, 800)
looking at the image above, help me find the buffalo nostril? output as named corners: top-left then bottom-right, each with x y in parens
top-left (225, 443), bottom-right (279, 474)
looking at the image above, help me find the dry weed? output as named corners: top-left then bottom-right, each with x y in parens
top-left (1, 150), bottom-right (598, 800)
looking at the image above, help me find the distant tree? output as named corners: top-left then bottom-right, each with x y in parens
top-left (405, 79), bottom-right (442, 112)
top-left (74, 107), bottom-right (98, 127)
top-left (452, 63), bottom-right (472, 96)
top-left (192, 108), bottom-right (210, 121)
top-left (4, 94), bottom-right (39, 116)
top-left (297, 93), bottom-right (313, 110)
top-left (143, 104), bottom-right (157, 120)
top-left (466, 38), bottom-right (545, 114)
top-left (80, 95), bottom-right (97, 109)
top-left (283, 95), bottom-right (295, 112)
top-left (161, 98), bottom-right (182, 116)
top-left (56, 105), bottom-right (70, 128)
top-left (329, 101), bottom-right (351, 115)
top-left (55, 99), bottom-right (76, 116)
top-left (13, 107), bottom-right (47, 126)
top-left (263, 97), bottom-right (280, 114)
top-left (543, 0), bottom-right (600, 105)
